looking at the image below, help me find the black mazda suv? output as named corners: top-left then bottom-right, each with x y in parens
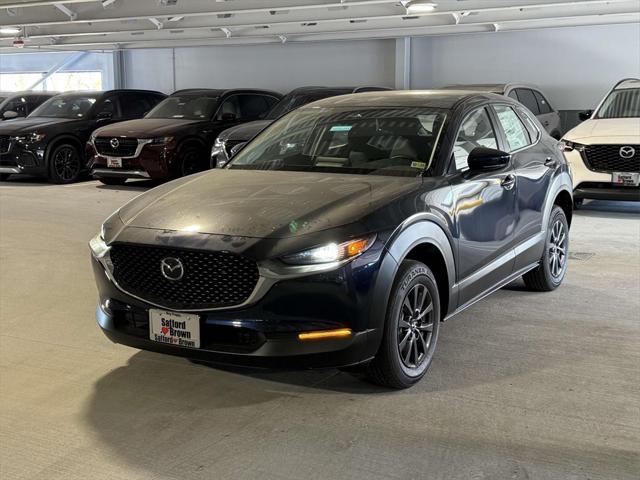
top-left (90, 91), bottom-right (573, 388)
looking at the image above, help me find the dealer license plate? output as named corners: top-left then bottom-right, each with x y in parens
top-left (107, 157), bottom-right (122, 168)
top-left (612, 172), bottom-right (640, 186)
top-left (149, 309), bottom-right (200, 348)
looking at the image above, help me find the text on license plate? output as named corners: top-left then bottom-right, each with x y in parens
top-left (107, 157), bottom-right (122, 168)
top-left (612, 172), bottom-right (640, 186)
top-left (149, 309), bottom-right (200, 348)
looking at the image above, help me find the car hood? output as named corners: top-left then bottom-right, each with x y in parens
top-left (117, 169), bottom-right (421, 239)
top-left (93, 118), bottom-right (203, 138)
top-left (218, 120), bottom-right (273, 143)
top-left (564, 118), bottom-right (640, 143)
top-left (0, 116), bottom-right (80, 134)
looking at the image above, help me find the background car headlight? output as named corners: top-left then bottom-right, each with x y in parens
top-left (10, 132), bottom-right (46, 143)
top-left (560, 140), bottom-right (586, 152)
top-left (89, 234), bottom-right (110, 259)
top-left (150, 136), bottom-right (174, 145)
top-left (281, 235), bottom-right (376, 265)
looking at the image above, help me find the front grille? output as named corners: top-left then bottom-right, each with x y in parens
top-left (583, 144), bottom-right (640, 173)
top-left (109, 244), bottom-right (260, 310)
top-left (94, 137), bottom-right (139, 157)
top-left (0, 136), bottom-right (11, 154)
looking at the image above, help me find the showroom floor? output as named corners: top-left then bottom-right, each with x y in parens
top-left (0, 178), bottom-right (638, 480)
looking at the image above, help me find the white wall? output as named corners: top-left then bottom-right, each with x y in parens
top-left (410, 23), bottom-right (640, 110)
top-left (123, 39), bottom-right (396, 94)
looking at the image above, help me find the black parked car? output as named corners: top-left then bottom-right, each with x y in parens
top-left (87, 89), bottom-right (282, 184)
top-left (90, 91), bottom-right (573, 388)
top-left (0, 91), bottom-right (58, 121)
top-left (0, 89), bottom-right (166, 183)
top-left (211, 86), bottom-right (390, 167)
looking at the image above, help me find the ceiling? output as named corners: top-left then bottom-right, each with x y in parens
top-left (0, 0), bottom-right (638, 52)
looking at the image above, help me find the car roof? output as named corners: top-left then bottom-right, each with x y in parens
top-left (171, 88), bottom-right (280, 97)
top-left (440, 83), bottom-right (545, 94)
top-left (52, 89), bottom-right (165, 98)
top-left (300, 90), bottom-right (507, 110)
top-left (613, 78), bottom-right (640, 90)
top-left (287, 86), bottom-right (390, 95)
top-left (0, 91), bottom-right (57, 97)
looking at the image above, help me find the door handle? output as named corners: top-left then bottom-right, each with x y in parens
top-left (544, 157), bottom-right (557, 167)
top-left (501, 174), bottom-right (516, 190)
top-left (543, 120), bottom-right (550, 126)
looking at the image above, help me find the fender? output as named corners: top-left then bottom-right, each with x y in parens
top-left (542, 169), bottom-right (573, 230)
top-left (366, 218), bottom-right (457, 354)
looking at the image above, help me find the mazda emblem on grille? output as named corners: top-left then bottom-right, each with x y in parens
top-left (110, 138), bottom-right (120, 149)
top-left (160, 257), bottom-right (184, 281)
top-left (619, 146), bottom-right (635, 159)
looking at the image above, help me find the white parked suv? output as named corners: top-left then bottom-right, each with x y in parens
top-left (562, 78), bottom-right (640, 207)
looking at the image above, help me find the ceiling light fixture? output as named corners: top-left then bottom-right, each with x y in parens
top-left (402, 1), bottom-right (438, 13)
top-left (0, 26), bottom-right (21, 35)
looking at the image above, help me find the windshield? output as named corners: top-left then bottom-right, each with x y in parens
top-left (30, 96), bottom-right (97, 118)
top-left (229, 107), bottom-right (448, 177)
top-left (0, 97), bottom-right (6, 104)
top-left (266, 93), bottom-right (342, 120)
top-left (146, 95), bottom-right (219, 120)
top-left (596, 88), bottom-right (640, 119)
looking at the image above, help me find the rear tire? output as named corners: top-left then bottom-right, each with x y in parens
top-left (366, 260), bottom-right (440, 389)
top-left (98, 177), bottom-right (127, 186)
top-left (523, 205), bottom-right (569, 291)
top-left (573, 198), bottom-right (583, 210)
top-left (48, 143), bottom-right (82, 184)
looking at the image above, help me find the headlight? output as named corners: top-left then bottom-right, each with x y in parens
top-left (211, 138), bottom-right (224, 156)
top-left (10, 132), bottom-right (46, 143)
top-left (281, 235), bottom-right (376, 265)
top-left (89, 233), bottom-right (110, 259)
top-left (560, 140), bottom-right (586, 152)
top-left (150, 136), bottom-right (174, 145)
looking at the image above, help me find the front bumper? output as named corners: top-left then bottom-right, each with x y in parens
top-left (87, 141), bottom-right (177, 181)
top-left (91, 241), bottom-right (389, 369)
top-left (565, 149), bottom-right (640, 202)
top-left (0, 140), bottom-right (48, 177)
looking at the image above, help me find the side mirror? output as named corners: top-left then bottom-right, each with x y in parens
top-left (467, 147), bottom-right (511, 171)
top-left (2, 110), bottom-right (19, 120)
top-left (229, 142), bottom-right (247, 159)
top-left (96, 111), bottom-right (113, 121)
top-left (221, 112), bottom-right (237, 121)
top-left (578, 110), bottom-right (593, 121)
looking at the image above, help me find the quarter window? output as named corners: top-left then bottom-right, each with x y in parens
top-left (453, 108), bottom-right (498, 171)
top-left (494, 105), bottom-right (531, 152)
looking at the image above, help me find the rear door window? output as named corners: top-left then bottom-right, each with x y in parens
top-left (532, 90), bottom-right (553, 114)
top-left (515, 89), bottom-right (540, 116)
top-left (238, 95), bottom-right (276, 120)
top-left (119, 93), bottom-right (153, 118)
top-left (494, 105), bottom-right (531, 152)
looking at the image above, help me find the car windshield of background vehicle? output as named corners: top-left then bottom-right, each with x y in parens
top-left (596, 88), bottom-right (640, 119)
top-left (0, 97), bottom-right (6, 104)
top-left (265, 93), bottom-right (335, 120)
top-left (29, 95), bottom-right (97, 118)
top-left (229, 107), bottom-right (448, 177)
top-left (146, 95), bottom-right (219, 120)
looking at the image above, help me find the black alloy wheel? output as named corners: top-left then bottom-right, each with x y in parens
top-left (367, 260), bottom-right (440, 389)
top-left (49, 144), bottom-right (82, 184)
top-left (180, 146), bottom-right (206, 177)
top-left (523, 205), bottom-right (570, 291)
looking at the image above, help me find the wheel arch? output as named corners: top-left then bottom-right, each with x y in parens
top-left (543, 171), bottom-right (573, 230)
top-left (45, 135), bottom-right (85, 170)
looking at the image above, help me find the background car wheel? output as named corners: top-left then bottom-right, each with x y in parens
top-left (366, 260), bottom-right (440, 389)
top-left (573, 198), bottom-right (584, 209)
top-left (98, 177), bottom-right (127, 186)
top-left (49, 144), bottom-right (82, 184)
top-left (523, 205), bottom-right (569, 291)
top-left (0, 173), bottom-right (10, 181)
top-left (179, 145), bottom-right (207, 178)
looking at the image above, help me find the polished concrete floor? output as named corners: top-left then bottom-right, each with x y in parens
top-left (1, 178), bottom-right (638, 480)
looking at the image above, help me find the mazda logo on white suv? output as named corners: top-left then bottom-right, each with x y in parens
top-left (619, 146), bottom-right (636, 159)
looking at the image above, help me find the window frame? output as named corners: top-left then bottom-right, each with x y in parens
top-left (531, 89), bottom-right (553, 114)
top-left (514, 88), bottom-right (541, 116)
top-left (447, 105), bottom-right (502, 173)
top-left (490, 103), bottom-right (541, 154)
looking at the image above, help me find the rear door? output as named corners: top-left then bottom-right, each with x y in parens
top-left (448, 106), bottom-right (517, 306)
top-left (492, 104), bottom-right (554, 271)
top-left (531, 89), bottom-right (561, 138)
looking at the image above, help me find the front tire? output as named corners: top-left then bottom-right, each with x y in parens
top-left (0, 173), bottom-right (10, 181)
top-left (48, 144), bottom-right (82, 184)
top-left (179, 145), bottom-right (207, 178)
top-left (98, 177), bottom-right (127, 186)
top-left (523, 205), bottom-right (569, 291)
top-left (366, 260), bottom-right (440, 389)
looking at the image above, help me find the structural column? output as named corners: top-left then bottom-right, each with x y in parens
top-left (394, 37), bottom-right (411, 90)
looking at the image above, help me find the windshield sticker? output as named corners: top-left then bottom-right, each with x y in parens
top-left (330, 125), bottom-right (353, 132)
top-left (411, 161), bottom-right (427, 169)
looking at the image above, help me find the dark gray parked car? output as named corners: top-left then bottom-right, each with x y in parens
top-left (0, 91), bottom-right (57, 120)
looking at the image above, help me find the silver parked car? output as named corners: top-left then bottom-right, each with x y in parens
top-left (441, 83), bottom-right (563, 139)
